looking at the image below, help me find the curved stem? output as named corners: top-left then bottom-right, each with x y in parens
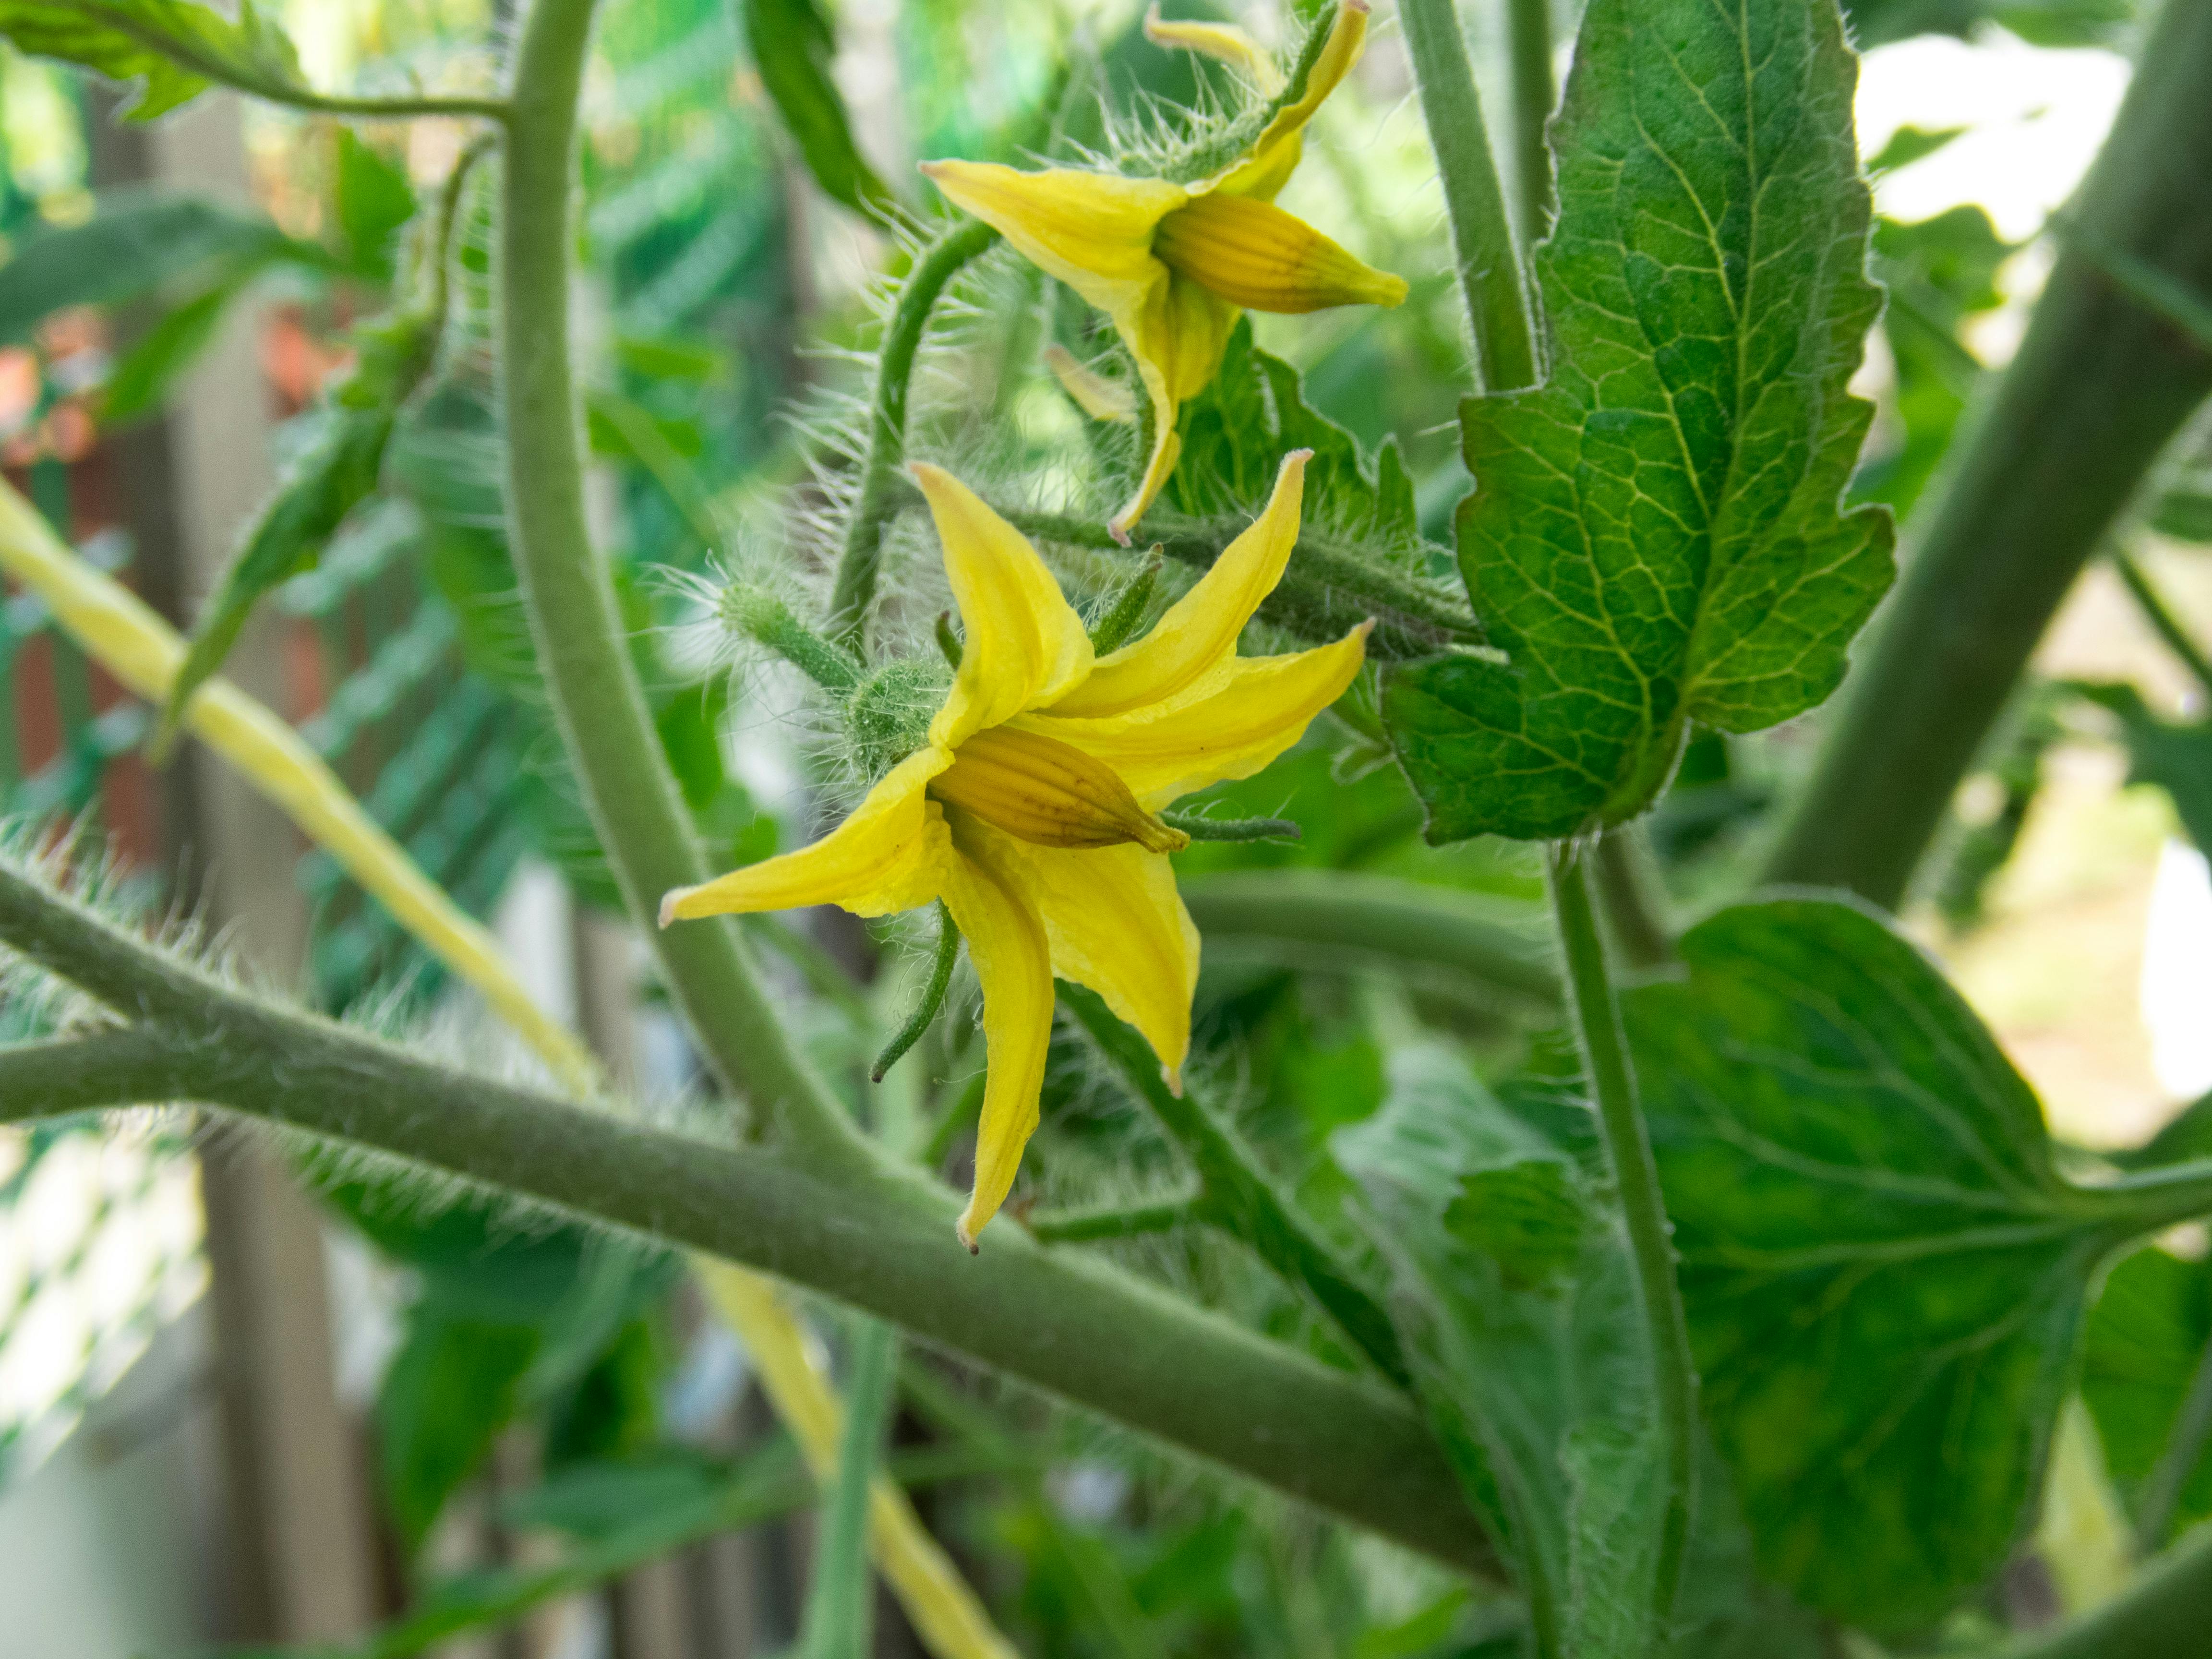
top-left (1027, 1194), bottom-right (1199, 1245)
top-left (828, 220), bottom-right (1001, 646)
top-left (1546, 842), bottom-right (1696, 1623)
top-left (496, 0), bottom-right (855, 1155)
top-left (1061, 984), bottom-right (1413, 1389)
top-left (1763, 0), bottom-right (2212, 907)
top-left (0, 861), bottom-right (1490, 1573)
top-left (873, 901), bottom-right (958, 1083)
top-left (1399, 0), bottom-right (1539, 391)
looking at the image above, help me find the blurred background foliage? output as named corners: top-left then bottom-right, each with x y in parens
top-left (0, 0), bottom-right (2210, 1654)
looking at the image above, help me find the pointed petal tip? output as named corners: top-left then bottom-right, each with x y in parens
top-left (955, 1214), bottom-right (983, 1254)
top-left (657, 890), bottom-right (685, 928)
top-left (1162, 1063), bottom-right (1184, 1099)
top-left (1106, 516), bottom-right (1136, 548)
top-left (1345, 0), bottom-right (1370, 14)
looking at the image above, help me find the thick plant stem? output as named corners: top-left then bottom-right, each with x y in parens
top-left (1546, 842), bottom-right (1696, 1623)
top-left (496, 0), bottom-right (854, 1156)
top-left (0, 862), bottom-right (1492, 1574)
top-left (1995, 1523), bottom-right (2212, 1659)
top-left (1398, 0), bottom-right (1539, 391)
top-left (829, 220), bottom-right (1001, 646)
top-left (1764, 0), bottom-right (2212, 908)
top-left (2113, 550), bottom-right (2212, 706)
top-left (1062, 984), bottom-right (1413, 1389)
top-left (1504, 0), bottom-right (1555, 241)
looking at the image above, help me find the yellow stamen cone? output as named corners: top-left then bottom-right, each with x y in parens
top-left (1154, 194), bottom-right (1408, 314)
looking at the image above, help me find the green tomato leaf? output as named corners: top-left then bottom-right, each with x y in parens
top-left (335, 127), bottom-right (419, 282)
top-left (2080, 1244), bottom-right (2212, 1548)
top-left (2073, 681), bottom-right (2212, 856)
top-left (154, 404), bottom-right (398, 751)
top-left (1336, 1044), bottom-right (1657, 1659)
top-left (1856, 206), bottom-right (2012, 518)
top-left (1383, 0), bottom-right (1895, 842)
top-left (741, 0), bottom-right (903, 225)
top-left (0, 0), bottom-right (306, 120)
top-left (0, 187), bottom-right (316, 341)
top-left (1161, 317), bottom-right (1475, 660)
top-left (1339, 1045), bottom-right (1827, 1659)
top-left (378, 1304), bottom-right (541, 1551)
top-left (1842, 0), bottom-right (2130, 49)
top-left (100, 272), bottom-right (248, 424)
top-left (1625, 897), bottom-right (2138, 1628)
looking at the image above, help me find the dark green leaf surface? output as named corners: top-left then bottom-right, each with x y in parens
top-left (0, 188), bottom-right (313, 341)
top-left (742, 0), bottom-right (902, 223)
top-left (0, 0), bottom-right (306, 120)
top-left (100, 274), bottom-right (247, 423)
top-left (1385, 0), bottom-right (1894, 842)
top-left (2080, 1245), bottom-right (2212, 1544)
top-left (378, 1307), bottom-right (541, 1550)
top-left (337, 128), bottom-right (420, 281)
top-left (1164, 319), bottom-right (1471, 658)
top-left (1626, 897), bottom-right (2123, 1627)
top-left (2072, 682), bottom-right (2212, 855)
top-left (1337, 1043), bottom-right (1658, 1658)
top-left (1341, 1045), bottom-right (1829, 1658)
top-left (156, 405), bottom-right (397, 745)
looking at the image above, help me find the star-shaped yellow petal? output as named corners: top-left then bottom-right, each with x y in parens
top-left (920, 0), bottom-right (1404, 543)
top-left (661, 454), bottom-right (1366, 1247)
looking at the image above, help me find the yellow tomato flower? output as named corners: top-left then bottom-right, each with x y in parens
top-left (661, 452), bottom-right (1368, 1248)
top-left (920, 0), bottom-right (1406, 543)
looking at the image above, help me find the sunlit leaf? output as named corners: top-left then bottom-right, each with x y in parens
top-left (2080, 1245), bottom-right (2212, 1548)
top-left (1383, 0), bottom-right (1894, 842)
top-left (0, 0), bottom-right (307, 120)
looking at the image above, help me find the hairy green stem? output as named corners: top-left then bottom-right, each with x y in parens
top-left (2112, 550), bottom-right (2212, 706)
top-left (0, 1027), bottom-right (211, 1113)
top-left (1398, 0), bottom-right (1539, 391)
top-left (2135, 1327), bottom-right (2212, 1551)
top-left (1546, 842), bottom-right (1695, 1623)
top-left (1504, 0), bottom-right (1556, 241)
top-left (1993, 1523), bottom-right (2212, 1659)
top-left (0, 861), bottom-right (1491, 1572)
top-left (829, 220), bottom-right (1002, 646)
top-left (1160, 811), bottom-right (1301, 843)
top-left (1027, 1194), bottom-right (1199, 1245)
top-left (800, 1317), bottom-right (897, 1659)
top-left (1061, 984), bottom-right (1412, 1389)
top-left (1764, 0), bottom-right (2212, 907)
top-left (1180, 870), bottom-right (1559, 1007)
top-left (956, 493), bottom-right (1483, 657)
top-left (496, 0), bottom-right (855, 1157)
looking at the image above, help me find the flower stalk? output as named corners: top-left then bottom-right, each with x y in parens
top-left (829, 219), bottom-right (1002, 647)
